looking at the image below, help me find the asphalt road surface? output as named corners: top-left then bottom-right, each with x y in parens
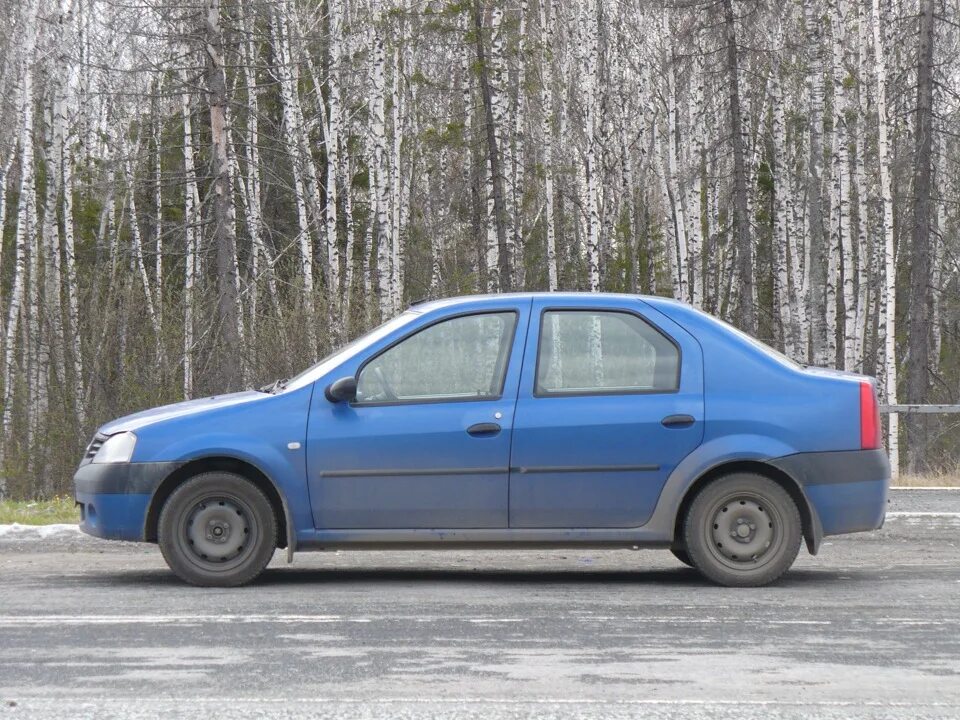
top-left (1, 489), bottom-right (958, 719)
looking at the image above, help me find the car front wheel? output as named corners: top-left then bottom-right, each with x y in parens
top-left (158, 472), bottom-right (277, 587)
top-left (683, 473), bottom-right (801, 587)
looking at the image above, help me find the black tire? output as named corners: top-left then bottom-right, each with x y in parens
top-left (683, 473), bottom-right (801, 587)
top-left (158, 472), bottom-right (277, 587)
top-left (670, 547), bottom-right (694, 567)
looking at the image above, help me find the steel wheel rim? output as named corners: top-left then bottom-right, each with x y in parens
top-left (704, 492), bottom-right (783, 571)
top-left (178, 494), bottom-right (259, 572)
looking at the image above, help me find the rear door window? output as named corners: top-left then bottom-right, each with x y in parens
top-left (535, 310), bottom-right (679, 396)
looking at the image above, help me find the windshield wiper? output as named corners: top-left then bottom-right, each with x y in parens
top-left (259, 377), bottom-right (289, 394)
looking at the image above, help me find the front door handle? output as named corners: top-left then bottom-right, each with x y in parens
top-left (661, 414), bottom-right (695, 428)
top-left (467, 422), bottom-right (501, 436)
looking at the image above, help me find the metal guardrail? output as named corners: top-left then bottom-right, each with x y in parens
top-left (881, 405), bottom-right (960, 414)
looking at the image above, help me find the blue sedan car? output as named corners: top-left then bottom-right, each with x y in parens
top-left (73, 293), bottom-right (889, 587)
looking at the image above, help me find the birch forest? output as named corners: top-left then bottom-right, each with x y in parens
top-left (0, 0), bottom-right (958, 497)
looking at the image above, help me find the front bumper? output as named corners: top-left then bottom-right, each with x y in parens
top-left (73, 461), bottom-right (180, 541)
top-left (772, 449), bottom-right (890, 537)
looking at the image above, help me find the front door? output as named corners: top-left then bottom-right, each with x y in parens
top-left (307, 305), bottom-right (529, 529)
top-left (508, 299), bottom-right (704, 528)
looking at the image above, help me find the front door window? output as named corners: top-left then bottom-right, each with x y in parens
top-left (356, 312), bottom-right (518, 404)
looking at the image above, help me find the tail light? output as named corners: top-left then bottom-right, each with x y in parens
top-left (860, 381), bottom-right (881, 450)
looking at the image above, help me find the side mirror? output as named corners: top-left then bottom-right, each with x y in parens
top-left (325, 376), bottom-right (358, 403)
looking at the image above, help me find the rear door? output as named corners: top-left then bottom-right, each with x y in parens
top-left (508, 297), bottom-right (704, 528)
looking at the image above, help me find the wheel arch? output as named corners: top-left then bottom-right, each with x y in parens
top-left (144, 456), bottom-right (292, 551)
top-left (672, 459), bottom-right (822, 555)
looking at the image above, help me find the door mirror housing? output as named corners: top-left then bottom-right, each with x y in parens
top-left (325, 376), bottom-right (358, 403)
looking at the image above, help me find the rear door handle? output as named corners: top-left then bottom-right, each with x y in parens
top-left (661, 414), bottom-right (695, 428)
top-left (467, 422), bottom-right (501, 436)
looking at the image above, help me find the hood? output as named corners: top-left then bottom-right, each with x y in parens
top-left (99, 391), bottom-right (268, 434)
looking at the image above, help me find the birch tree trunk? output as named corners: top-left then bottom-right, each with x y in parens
top-left (771, 65), bottom-right (796, 358)
top-left (182, 87), bottom-right (199, 399)
top-left (369, 12), bottom-right (393, 318)
top-left (325, 0), bottom-right (344, 331)
top-left (872, 0), bottom-right (898, 474)
top-left (665, 51), bottom-right (688, 303)
top-left (583, 0), bottom-right (602, 294)
top-left (62, 123), bottom-right (85, 426)
top-left (272, 9), bottom-right (317, 345)
top-left (540, 0), bottom-right (558, 291)
top-left (0, 0), bottom-right (41, 478)
top-left (805, 0), bottom-right (828, 365)
top-left (688, 49), bottom-right (705, 308)
top-left (829, 0), bottom-right (855, 370)
top-left (390, 45), bottom-right (404, 315)
top-left (473, 0), bottom-right (510, 292)
top-left (723, 0), bottom-right (755, 333)
top-left (904, 0), bottom-right (935, 472)
top-left (123, 151), bottom-right (162, 348)
top-left (204, 0), bottom-right (243, 389)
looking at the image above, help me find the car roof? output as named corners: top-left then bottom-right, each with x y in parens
top-left (409, 292), bottom-right (659, 313)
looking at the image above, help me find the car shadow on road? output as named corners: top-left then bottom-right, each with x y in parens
top-left (83, 564), bottom-right (858, 589)
top-left (252, 565), bottom-right (853, 588)
top-left (257, 566), bottom-right (712, 586)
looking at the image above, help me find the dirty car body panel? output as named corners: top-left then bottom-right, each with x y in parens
top-left (74, 293), bottom-right (889, 582)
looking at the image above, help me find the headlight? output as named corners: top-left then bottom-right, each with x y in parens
top-left (92, 432), bottom-right (137, 464)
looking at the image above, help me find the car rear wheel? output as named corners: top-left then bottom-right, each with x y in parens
top-left (158, 472), bottom-right (277, 587)
top-left (683, 473), bottom-right (801, 587)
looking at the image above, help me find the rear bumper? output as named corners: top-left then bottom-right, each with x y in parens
top-left (73, 461), bottom-right (179, 541)
top-left (772, 449), bottom-right (889, 537)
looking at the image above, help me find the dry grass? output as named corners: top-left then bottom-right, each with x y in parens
top-left (893, 472), bottom-right (960, 488)
top-left (0, 496), bottom-right (79, 525)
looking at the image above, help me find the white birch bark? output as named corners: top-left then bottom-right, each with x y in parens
top-left (26, 161), bottom-right (41, 457)
top-left (851, 0), bottom-right (871, 369)
top-left (512, 0), bottom-right (529, 289)
top-left (829, 0), bottom-right (855, 370)
top-left (0, 151), bottom-right (15, 337)
top-left (771, 66), bottom-right (796, 359)
top-left (390, 45), bottom-right (403, 314)
top-left (238, 3), bottom-right (281, 336)
top-left (43, 97), bottom-right (65, 386)
top-left (62, 123), bottom-right (85, 426)
top-left (0, 0), bottom-right (41, 477)
top-left (583, 0), bottom-right (601, 293)
top-left (688, 50), bottom-right (705, 308)
top-left (872, 0), bottom-right (898, 474)
top-left (665, 54), bottom-right (688, 303)
top-left (541, 0), bottom-right (558, 290)
top-left (654, 126), bottom-right (679, 300)
top-left (369, 12), bottom-right (392, 318)
top-left (325, 0), bottom-right (344, 328)
top-left (490, 4), bottom-right (513, 290)
top-left (271, 10), bottom-right (317, 348)
top-left (182, 87), bottom-right (199, 399)
top-left (931, 148), bottom-right (944, 371)
top-left (302, 47), bottom-right (342, 336)
top-left (123, 151), bottom-right (162, 347)
top-left (152, 98), bottom-right (164, 355)
top-left (343, 155), bottom-right (356, 319)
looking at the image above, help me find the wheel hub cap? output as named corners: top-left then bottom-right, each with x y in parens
top-left (186, 499), bottom-right (249, 563)
top-left (711, 498), bottom-right (774, 563)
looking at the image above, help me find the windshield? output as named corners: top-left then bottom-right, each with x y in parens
top-left (281, 311), bottom-right (421, 392)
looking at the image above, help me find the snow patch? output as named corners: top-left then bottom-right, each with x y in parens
top-left (0, 523), bottom-right (81, 539)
